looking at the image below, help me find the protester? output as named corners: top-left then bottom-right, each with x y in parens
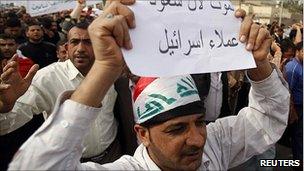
top-left (273, 27), bottom-right (284, 44)
top-left (0, 34), bottom-right (17, 60)
top-left (4, 18), bottom-right (26, 44)
top-left (0, 21), bottom-right (122, 166)
top-left (21, 13), bottom-right (32, 26)
top-left (56, 40), bottom-right (68, 61)
top-left (284, 41), bottom-right (303, 161)
top-left (40, 17), bottom-right (60, 45)
top-left (0, 34), bottom-right (37, 171)
top-left (289, 23), bottom-right (303, 45)
top-left (0, 34), bottom-right (34, 78)
top-left (18, 21), bottom-right (57, 68)
top-left (279, 38), bottom-right (296, 70)
top-left (6, 1), bottom-right (289, 170)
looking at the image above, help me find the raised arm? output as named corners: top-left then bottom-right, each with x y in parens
top-left (293, 23), bottom-right (302, 45)
top-left (204, 10), bottom-right (290, 170)
top-left (70, 0), bottom-right (86, 20)
top-left (9, 1), bottom-right (136, 170)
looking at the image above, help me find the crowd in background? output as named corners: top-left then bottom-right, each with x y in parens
top-left (0, 1), bottom-right (302, 170)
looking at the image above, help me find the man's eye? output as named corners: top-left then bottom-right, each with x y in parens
top-left (166, 126), bottom-right (186, 135)
top-left (70, 40), bottom-right (79, 45)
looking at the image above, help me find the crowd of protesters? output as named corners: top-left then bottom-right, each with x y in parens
top-left (0, 0), bottom-right (302, 170)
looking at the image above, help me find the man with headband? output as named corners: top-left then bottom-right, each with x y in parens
top-left (8, 0), bottom-right (289, 170)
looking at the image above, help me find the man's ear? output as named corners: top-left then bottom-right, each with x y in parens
top-left (64, 43), bottom-right (68, 51)
top-left (134, 124), bottom-right (150, 147)
top-left (25, 31), bottom-right (29, 38)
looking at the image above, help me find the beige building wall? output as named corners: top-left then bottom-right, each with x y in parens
top-left (231, 0), bottom-right (294, 25)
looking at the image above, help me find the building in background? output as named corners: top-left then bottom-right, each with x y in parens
top-left (231, 0), bottom-right (302, 26)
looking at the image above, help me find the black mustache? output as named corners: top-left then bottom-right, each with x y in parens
top-left (181, 146), bottom-right (202, 156)
top-left (75, 53), bottom-right (88, 58)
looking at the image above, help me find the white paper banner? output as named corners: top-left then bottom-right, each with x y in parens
top-left (26, 0), bottom-right (100, 16)
top-left (122, 0), bottom-right (256, 77)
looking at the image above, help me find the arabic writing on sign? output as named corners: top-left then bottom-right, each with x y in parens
top-left (149, 0), bottom-right (234, 15)
top-left (30, 1), bottom-right (71, 11)
top-left (27, 0), bottom-right (102, 16)
top-left (159, 28), bottom-right (238, 56)
top-left (122, 1), bottom-right (255, 77)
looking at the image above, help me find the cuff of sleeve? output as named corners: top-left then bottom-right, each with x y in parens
top-left (35, 90), bottom-right (103, 148)
top-left (58, 95), bottom-right (101, 131)
top-left (47, 91), bottom-right (102, 140)
top-left (246, 66), bottom-right (286, 97)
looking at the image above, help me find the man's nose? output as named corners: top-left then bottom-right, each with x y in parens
top-left (186, 125), bottom-right (206, 148)
top-left (76, 42), bottom-right (86, 53)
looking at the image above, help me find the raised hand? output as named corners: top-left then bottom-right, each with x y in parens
top-left (88, 0), bottom-right (135, 73)
top-left (235, 9), bottom-right (273, 81)
top-left (235, 10), bottom-right (272, 62)
top-left (0, 55), bottom-right (39, 112)
top-left (77, 0), bottom-right (86, 5)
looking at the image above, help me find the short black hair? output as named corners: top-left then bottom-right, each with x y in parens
top-left (73, 21), bottom-right (90, 30)
top-left (67, 21), bottom-right (90, 38)
top-left (280, 38), bottom-right (296, 54)
top-left (289, 28), bottom-right (303, 41)
top-left (60, 18), bottom-right (75, 34)
top-left (25, 21), bottom-right (42, 32)
top-left (0, 34), bottom-right (16, 41)
top-left (7, 12), bottom-right (18, 20)
top-left (6, 18), bottom-right (21, 28)
top-left (40, 17), bottom-right (52, 30)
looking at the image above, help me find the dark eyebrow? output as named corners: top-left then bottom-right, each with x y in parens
top-left (163, 122), bottom-right (187, 133)
top-left (162, 114), bottom-right (205, 132)
top-left (69, 38), bottom-right (80, 41)
top-left (197, 115), bottom-right (204, 121)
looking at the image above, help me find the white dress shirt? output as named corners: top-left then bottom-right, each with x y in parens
top-left (204, 72), bottom-right (223, 121)
top-left (9, 69), bottom-right (289, 170)
top-left (0, 60), bottom-right (117, 158)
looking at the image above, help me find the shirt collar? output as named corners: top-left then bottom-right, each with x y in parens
top-left (142, 146), bottom-right (161, 170)
top-left (66, 59), bottom-right (84, 80)
top-left (134, 144), bottom-right (161, 170)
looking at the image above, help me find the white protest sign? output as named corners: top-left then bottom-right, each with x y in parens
top-left (122, 0), bottom-right (256, 77)
top-left (27, 0), bottom-right (100, 16)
